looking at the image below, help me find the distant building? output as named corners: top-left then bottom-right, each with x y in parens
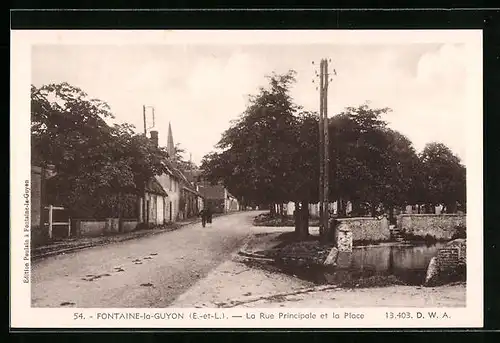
top-left (184, 168), bottom-right (240, 214)
top-left (197, 182), bottom-right (240, 214)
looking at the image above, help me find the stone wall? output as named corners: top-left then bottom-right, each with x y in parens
top-left (397, 214), bottom-right (466, 240)
top-left (77, 220), bottom-right (107, 237)
top-left (76, 219), bottom-right (139, 236)
top-left (122, 220), bottom-right (139, 233)
top-left (337, 217), bottom-right (390, 242)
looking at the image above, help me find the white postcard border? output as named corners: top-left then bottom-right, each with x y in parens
top-left (10, 29), bottom-right (483, 329)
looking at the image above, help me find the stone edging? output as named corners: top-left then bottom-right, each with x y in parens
top-left (215, 284), bottom-right (340, 308)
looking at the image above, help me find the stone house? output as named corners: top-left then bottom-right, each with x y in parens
top-left (144, 127), bottom-right (203, 223)
top-left (140, 176), bottom-right (170, 225)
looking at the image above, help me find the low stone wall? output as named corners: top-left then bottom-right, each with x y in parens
top-left (77, 220), bottom-right (107, 237)
top-left (397, 214), bottom-right (466, 240)
top-left (76, 219), bottom-right (139, 236)
top-left (337, 217), bottom-right (390, 242)
top-left (424, 239), bottom-right (466, 286)
top-left (122, 220), bottom-right (139, 233)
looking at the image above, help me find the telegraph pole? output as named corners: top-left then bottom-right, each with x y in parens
top-left (318, 60), bottom-right (325, 237)
top-left (323, 59), bottom-right (330, 234)
top-left (142, 105), bottom-right (147, 224)
top-left (143, 105), bottom-right (147, 135)
top-left (314, 58), bottom-right (336, 239)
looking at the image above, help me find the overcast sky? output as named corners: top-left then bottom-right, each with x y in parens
top-left (32, 41), bottom-right (471, 166)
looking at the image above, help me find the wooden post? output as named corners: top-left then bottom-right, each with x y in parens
top-left (318, 59), bottom-right (325, 237)
top-left (48, 204), bottom-right (53, 239)
top-left (323, 59), bottom-right (330, 234)
top-left (67, 218), bottom-right (71, 238)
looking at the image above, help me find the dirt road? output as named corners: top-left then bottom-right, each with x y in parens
top-left (31, 211), bottom-right (262, 308)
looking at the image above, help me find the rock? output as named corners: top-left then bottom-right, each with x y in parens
top-left (323, 247), bottom-right (339, 266)
top-left (424, 256), bottom-right (439, 285)
top-left (424, 239), bottom-right (466, 286)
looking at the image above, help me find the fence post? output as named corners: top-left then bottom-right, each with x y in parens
top-left (48, 205), bottom-right (53, 239)
top-left (68, 218), bottom-right (71, 238)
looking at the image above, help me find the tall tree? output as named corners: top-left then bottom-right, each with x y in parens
top-left (201, 70), bottom-right (314, 237)
top-left (419, 142), bottom-right (466, 213)
top-left (31, 82), bottom-right (169, 218)
top-left (378, 128), bottom-right (420, 221)
top-left (172, 143), bottom-right (197, 172)
top-left (328, 103), bottom-right (393, 216)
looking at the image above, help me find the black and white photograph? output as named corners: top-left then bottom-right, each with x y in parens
top-left (11, 29), bottom-right (482, 328)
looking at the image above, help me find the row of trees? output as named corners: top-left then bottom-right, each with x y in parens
top-left (31, 82), bottom-right (192, 219)
top-left (201, 70), bottom-right (466, 236)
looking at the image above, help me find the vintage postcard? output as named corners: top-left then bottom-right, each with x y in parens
top-left (10, 29), bottom-right (482, 328)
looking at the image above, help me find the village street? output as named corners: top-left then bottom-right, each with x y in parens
top-left (31, 211), bottom-right (263, 308)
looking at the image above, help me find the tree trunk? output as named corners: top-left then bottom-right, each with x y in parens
top-left (293, 201), bottom-right (309, 240)
top-left (293, 201), bottom-right (300, 235)
top-left (338, 197), bottom-right (345, 217)
top-left (118, 192), bottom-right (123, 233)
top-left (302, 200), bottom-right (310, 234)
top-left (388, 206), bottom-right (395, 225)
top-left (424, 203), bottom-right (432, 214)
top-left (352, 200), bottom-right (363, 217)
top-left (298, 200), bottom-right (309, 240)
top-left (446, 202), bottom-right (457, 214)
top-left (270, 203), bottom-right (276, 216)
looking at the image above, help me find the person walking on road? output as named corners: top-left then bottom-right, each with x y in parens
top-left (206, 206), bottom-right (213, 226)
top-left (199, 208), bottom-right (207, 228)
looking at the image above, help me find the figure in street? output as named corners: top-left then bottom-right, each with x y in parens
top-left (199, 208), bottom-right (207, 227)
top-left (206, 206), bottom-right (213, 226)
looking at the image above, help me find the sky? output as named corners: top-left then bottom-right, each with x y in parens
top-left (31, 40), bottom-right (473, 166)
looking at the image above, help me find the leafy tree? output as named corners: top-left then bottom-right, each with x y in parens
top-left (201, 70), bottom-right (315, 237)
top-left (31, 82), bottom-right (169, 218)
top-left (173, 143), bottom-right (197, 172)
top-left (419, 142), bottom-right (466, 213)
top-left (378, 128), bottom-right (420, 221)
top-left (327, 103), bottom-right (423, 221)
top-left (328, 104), bottom-right (392, 215)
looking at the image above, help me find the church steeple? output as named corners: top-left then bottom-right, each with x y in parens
top-left (167, 122), bottom-right (175, 158)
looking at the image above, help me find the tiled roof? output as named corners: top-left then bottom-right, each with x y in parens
top-left (182, 185), bottom-right (204, 197)
top-left (198, 184), bottom-right (225, 200)
top-left (146, 178), bottom-right (168, 196)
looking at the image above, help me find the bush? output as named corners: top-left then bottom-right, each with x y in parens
top-left (451, 225), bottom-right (466, 239)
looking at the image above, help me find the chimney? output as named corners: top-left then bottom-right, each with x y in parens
top-left (150, 130), bottom-right (159, 147)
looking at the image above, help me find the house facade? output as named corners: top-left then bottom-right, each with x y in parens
top-left (197, 182), bottom-right (240, 214)
top-left (155, 168), bottom-right (181, 222)
top-left (224, 189), bottom-right (240, 212)
top-left (142, 127), bottom-right (203, 224)
top-left (140, 177), bottom-right (169, 225)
